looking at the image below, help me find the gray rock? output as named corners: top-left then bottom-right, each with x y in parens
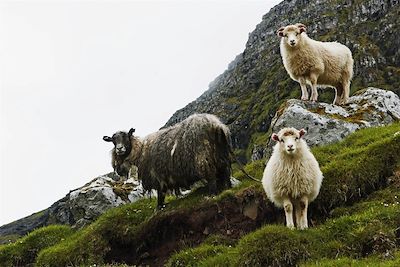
top-left (0, 173), bottom-right (147, 240)
top-left (260, 88), bottom-right (400, 159)
top-left (0, 173), bottom-right (241, 241)
top-left (67, 175), bottom-right (147, 228)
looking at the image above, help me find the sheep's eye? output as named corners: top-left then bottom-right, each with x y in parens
top-left (284, 34), bottom-right (288, 38)
top-left (295, 137), bottom-right (299, 141)
top-left (280, 140), bottom-right (285, 143)
top-left (296, 32), bottom-right (299, 36)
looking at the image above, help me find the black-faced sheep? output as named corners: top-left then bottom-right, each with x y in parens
top-left (103, 114), bottom-right (232, 209)
top-left (262, 127), bottom-right (323, 229)
top-left (103, 128), bottom-right (136, 180)
top-left (277, 23), bottom-right (354, 105)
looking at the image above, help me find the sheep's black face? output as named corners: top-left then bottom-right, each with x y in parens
top-left (103, 128), bottom-right (135, 157)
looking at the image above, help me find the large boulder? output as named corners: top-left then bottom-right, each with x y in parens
top-left (257, 88), bottom-right (400, 159)
top-left (0, 173), bottom-right (147, 242)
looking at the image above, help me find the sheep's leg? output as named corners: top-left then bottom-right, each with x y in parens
top-left (283, 198), bottom-right (295, 229)
top-left (334, 84), bottom-right (343, 105)
top-left (156, 190), bottom-right (166, 210)
top-left (341, 80), bottom-right (350, 105)
top-left (309, 74), bottom-right (319, 102)
top-left (298, 196), bottom-right (309, 230)
top-left (208, 179), bottom-right (218, 195)
top-left (217, 165), bottom-right (231, 191)
top-left (298, 78), bottom-right (309, 101)
top-left (294, 200), bottom-right (302, 229)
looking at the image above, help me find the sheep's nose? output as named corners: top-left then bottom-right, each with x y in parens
top-left (287, 145), bottom-right (293, 148)
top-left (290, 40), bottom-right (295, 45)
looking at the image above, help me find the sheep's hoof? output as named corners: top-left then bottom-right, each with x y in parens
top-left (155, 204), bottom-right (166, 212)
top-left (301, 97), bottom-right (308, 101)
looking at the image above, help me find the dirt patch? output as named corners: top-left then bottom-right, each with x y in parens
top-left (104, 187), bottom-right (282, 266)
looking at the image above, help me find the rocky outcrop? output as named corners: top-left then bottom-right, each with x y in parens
top-left (0, 172), bottom-right (240, 242)
top-left (255, 88), bottom-right (400, 159)
top-left (165, 0), bottom-right (400, 158)
top-left (0, 173), bottom-right (147, 241)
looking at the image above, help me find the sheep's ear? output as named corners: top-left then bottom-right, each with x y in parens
top-left (299, 129), bottom-right (307, 138)
top-left (296, 23), bottom-right (307, 33)
top-left (103, 136), bottom-right (113, 142)
top-left (128, 128), bottom-right (135, 136)
top-left (272, 133), bottom-right (280, 142)
top-left (277, 27), bottom-right (285, 37)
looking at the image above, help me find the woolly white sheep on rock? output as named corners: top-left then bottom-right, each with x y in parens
top-left (262, 127), bottom-right (323, 229)
top-left (278, 23), bottom-right (354, 105)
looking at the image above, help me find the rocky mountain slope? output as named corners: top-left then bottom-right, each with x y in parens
top-left (1, 0), bottom-right (400, 266)
top-left (165, 0), bottom-right (400, 160)
top-left (1, 87), bottom-right (397, 244)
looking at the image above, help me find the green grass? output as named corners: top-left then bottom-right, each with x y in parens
top-left (167, 123), bottom-right (400, 267)
top-left (169, 185), bottom-right (400, 266)
top-left (3, 123), bottom-right (399, 266)
top-left (0, 225), bottom-right (73, 267)
top-left (312, 123), bottom-right (400, 214)
top-left (166, 245), bottom-right (233, 267)
top-left (35, 182), bottom-right (256, 267)
top-left (36, 199), bottom-right (156, 266)
top-left (302, 251), bottom-right (400, 267)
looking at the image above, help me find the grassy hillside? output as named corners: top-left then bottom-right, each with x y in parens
top-left (0, 123), bottom-right (399, 266)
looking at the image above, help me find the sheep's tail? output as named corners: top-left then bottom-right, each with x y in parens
top-left (228, 148), bottom-right (261, 183)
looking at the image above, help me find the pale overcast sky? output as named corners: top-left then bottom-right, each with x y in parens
top-left (0, 0), bottom-right (281, 226)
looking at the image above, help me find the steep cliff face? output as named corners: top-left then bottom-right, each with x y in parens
top-left (165, 0), bottom-right (400, 160)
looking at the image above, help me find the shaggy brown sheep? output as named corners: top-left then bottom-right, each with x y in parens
top-left (103, 114), bottom-right (232, 209)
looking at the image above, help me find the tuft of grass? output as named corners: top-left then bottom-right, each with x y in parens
top-left (0, 225), bottom-right (73, 267)
top-left (166, 245), bottom-right (232, 267)
top-left (301, 250), bottom-right (400, 267)
top-left (236, 225), bottom-right (316, 267)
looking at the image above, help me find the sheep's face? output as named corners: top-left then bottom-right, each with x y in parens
top-left (103, 128), bottom-right (135, 156)
top-left (277, 23), bottom-right (306, 48)
top-left (272, 128), bottom-right (306, 155)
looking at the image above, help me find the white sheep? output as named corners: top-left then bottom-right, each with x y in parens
top-left (262, 127), bottom-right (323, 229)
top-left (277, 23), bottom-right (354, 105)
